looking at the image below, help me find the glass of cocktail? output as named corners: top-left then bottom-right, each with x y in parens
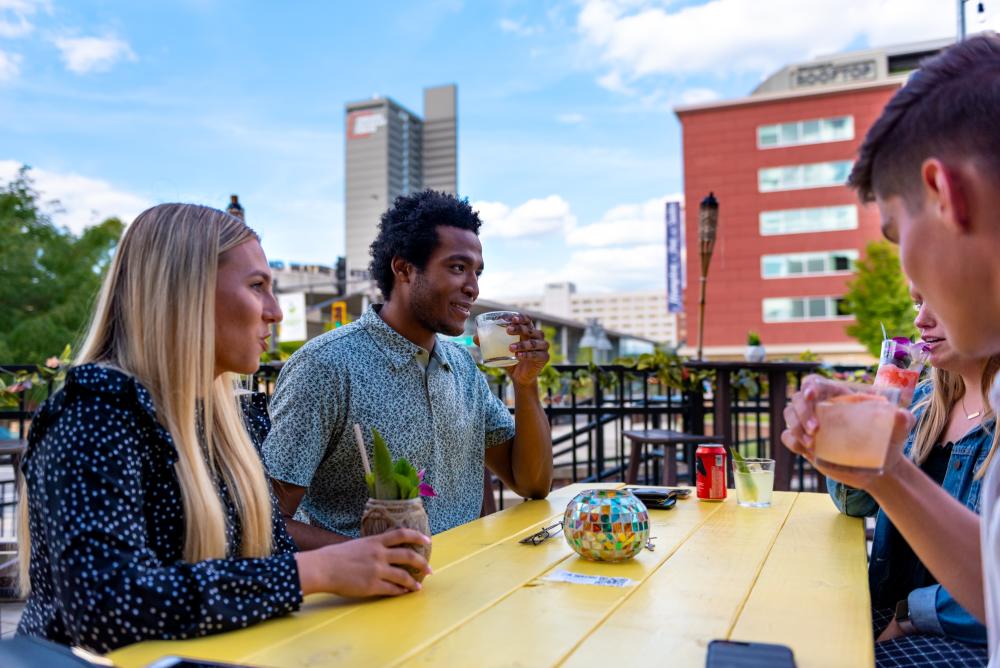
top-left (734, 458), bottom-right (775, 508)
top-left (476, 311), bottom-right (519, 368)
top-left (814, 387), bottom-right (901, 474)
top-left (873, 337), bottom-right (929, 407)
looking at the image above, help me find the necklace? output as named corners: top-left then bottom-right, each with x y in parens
top-left (961, 395), bottom-right (982, 420)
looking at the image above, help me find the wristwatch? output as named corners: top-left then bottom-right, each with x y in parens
top-left (895, 599), bottom-right (918, 635)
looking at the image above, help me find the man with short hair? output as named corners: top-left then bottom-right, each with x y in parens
top-left (781, 33), bottom-right (1000, 667)
top-left (262, 190), bottom-right (553, 547)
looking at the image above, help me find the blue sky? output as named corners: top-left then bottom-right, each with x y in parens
top-left (0, 0), bottom-right (958, 298)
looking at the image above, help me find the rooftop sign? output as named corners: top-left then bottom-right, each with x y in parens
top-left (791, 59), bottom-right (877, 88)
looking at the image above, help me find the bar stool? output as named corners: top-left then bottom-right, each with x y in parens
top-left (623, 430), bottom-right (717, 485)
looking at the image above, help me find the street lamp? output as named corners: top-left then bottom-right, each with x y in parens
top-left (580, 318), bottom-right (613, 364)
top-left (696, 192), bottom-right (719, 361)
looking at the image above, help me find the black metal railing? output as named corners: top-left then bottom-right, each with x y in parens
top-left (1, 360), bottom-right (872, 522)
top-left (479, 361), bottom-right (843, 508)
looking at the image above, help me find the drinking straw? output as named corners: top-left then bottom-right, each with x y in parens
top-left (880, 322), bottom-right (888, 341)
top-left (353, 423), bottom-right (371, 476)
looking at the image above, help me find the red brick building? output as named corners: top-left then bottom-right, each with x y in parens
top-left (675, 40), bottom-right (949, 362)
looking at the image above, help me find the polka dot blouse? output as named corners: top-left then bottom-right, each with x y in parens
top-left (16, 364), bottom-right (303, 653)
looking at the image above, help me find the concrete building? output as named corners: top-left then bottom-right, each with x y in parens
top-left (506, 282), bottom-right (678, 346)
top-left (344, 84), bottom-right (457, 289)
top-left (674, 39), bottom-right (950, 363)
top-left (269, 260), bottom-right (346, 340)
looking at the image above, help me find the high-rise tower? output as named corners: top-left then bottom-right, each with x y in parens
top-left (344, 84), bottom-right (457, 291)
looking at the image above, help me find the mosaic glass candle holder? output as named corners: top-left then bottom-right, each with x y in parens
top-left (563, 489), bottom-right (650, 562)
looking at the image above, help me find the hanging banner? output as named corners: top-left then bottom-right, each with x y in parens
top-left (666, 201), bottom-right (684, 313)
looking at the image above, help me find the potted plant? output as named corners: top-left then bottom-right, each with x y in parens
top-left (358, 427), bottom-right (435, 580)
top-left (0, 345), bottom-right (72, 410)
top-left (744, 331), bottom-right (766, 363)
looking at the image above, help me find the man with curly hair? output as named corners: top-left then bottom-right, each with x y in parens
top-left (263, 190), bottom-right (553, 546)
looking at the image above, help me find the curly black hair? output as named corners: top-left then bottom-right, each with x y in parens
top-left (368, 189), bottom-right (482, 298)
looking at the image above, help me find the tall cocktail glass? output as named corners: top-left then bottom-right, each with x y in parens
top-left (814, 388), bottom-right (901, 474)
top-left (873, 338), bottom-right (929, 407)
top-left (476, 311), bottom-right (519, 368)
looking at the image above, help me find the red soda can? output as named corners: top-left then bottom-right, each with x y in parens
top-left (696, 444), bottom-right (727, 501)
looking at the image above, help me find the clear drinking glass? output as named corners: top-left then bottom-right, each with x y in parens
top-left (873, 338), bottom-right (929, 407)
top-left (476, 311), bottom-right (519, 368)
top-left (813, 386), bottom-right (901, 474)
top-left (734, 458), bottom-right (775, 508)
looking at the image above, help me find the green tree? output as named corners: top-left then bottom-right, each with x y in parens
top-left (842, 240), bottom-right (917, 358)
top-left (0, 166), bottom-right (124, 362)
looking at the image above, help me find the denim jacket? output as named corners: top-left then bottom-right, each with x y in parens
top-left (828, 382), bottom-right (992, 645)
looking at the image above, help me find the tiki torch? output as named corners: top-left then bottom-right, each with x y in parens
top-left (696, 192), bottom-right (719, 360)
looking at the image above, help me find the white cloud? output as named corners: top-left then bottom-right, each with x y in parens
top-left (679, 87), bottom-right (720, 105)
top-left (564, 243), bottom-right (667, 292)
top-left (499, 17), bottom-right (541, 36)
top-left (0, 49), bottom-right (21, 80)
top-left (596, 69), bottom-right (635, 94)
top-left (476, 193), bottom-right (684, 297)
top-left (480, 192), bottom-right (681, 247)
top-left (567, 194), bottom-right (681, 247)
top-left (556, 112), bottom-right (585, 124)
top-left (479, 243), bottom-right (667, 298)
top-left (53, 34), bottom-right (136, 74)
top-left (577, 0), bottom-right (953, 91)
top-left (0, 160), bottom-right (150, 233)
top-left (478, 267), bottom-right (556, 302)
top-left (0, 0), bottom-right (48, 38)
top-left (474, 195), bottom-right (577, 239)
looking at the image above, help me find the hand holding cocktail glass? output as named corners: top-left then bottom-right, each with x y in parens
top-left (475, 311), bottom-right (550, 386)
top-left (781, 375), bottom-right (915, 490)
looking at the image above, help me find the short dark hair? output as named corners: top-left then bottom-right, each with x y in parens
top-left (849, 33), bottom-right (1000, 206)
top-left (368, 189), bottom-right (482, 298)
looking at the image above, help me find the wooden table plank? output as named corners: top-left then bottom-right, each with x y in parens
top-left (729, 492), bottom-right (872, 668)
top-left (560, 492), bottom-right (798, 668)
top-left (108, 483), bottom-right (619, 668)
top-left (398, 493), bottom-right (724, 667)
top-left (108, 487), bottom-right (873, 668)
top-left (243, 522), bottom-right (577, 666)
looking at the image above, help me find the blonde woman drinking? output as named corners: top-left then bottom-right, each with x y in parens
top-left (829, 288), bottom-right (996, 667)
top-left (15, 204), bottom-right (430, 653)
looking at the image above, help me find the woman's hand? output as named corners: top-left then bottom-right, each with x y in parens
top-left (296, 529), bottom-right (432, 597)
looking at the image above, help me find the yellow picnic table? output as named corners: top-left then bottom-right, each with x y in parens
top-left (108, 483), bottom-right (873, 668)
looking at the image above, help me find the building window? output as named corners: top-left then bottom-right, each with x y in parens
top-left (762, 296), bottom-right (850, 322)
top-left (759, 205), bottom-right (857, 235)
top-left (761, 250), bottom-right (859, 278)
top-left (758, 160), bottom-right (853, 192)
top-left (757, 116), bottom-right (854, 149)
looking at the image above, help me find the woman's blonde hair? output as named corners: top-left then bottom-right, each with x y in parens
top-left (911, 358), bottom-right (1000, 479)
top-left (19, 203), bottom-right (274, 593)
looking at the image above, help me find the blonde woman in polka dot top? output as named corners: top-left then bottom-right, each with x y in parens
top-left (15, 203), bottom-right (431, 653)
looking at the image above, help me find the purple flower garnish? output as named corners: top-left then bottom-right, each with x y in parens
top-left (417, 469), bottom-right (437, 497)
top-left (890, 337), bottom-right (913, 363)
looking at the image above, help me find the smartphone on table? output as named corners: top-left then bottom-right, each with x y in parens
top-left (705, 640), bottom-right (796, 667)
